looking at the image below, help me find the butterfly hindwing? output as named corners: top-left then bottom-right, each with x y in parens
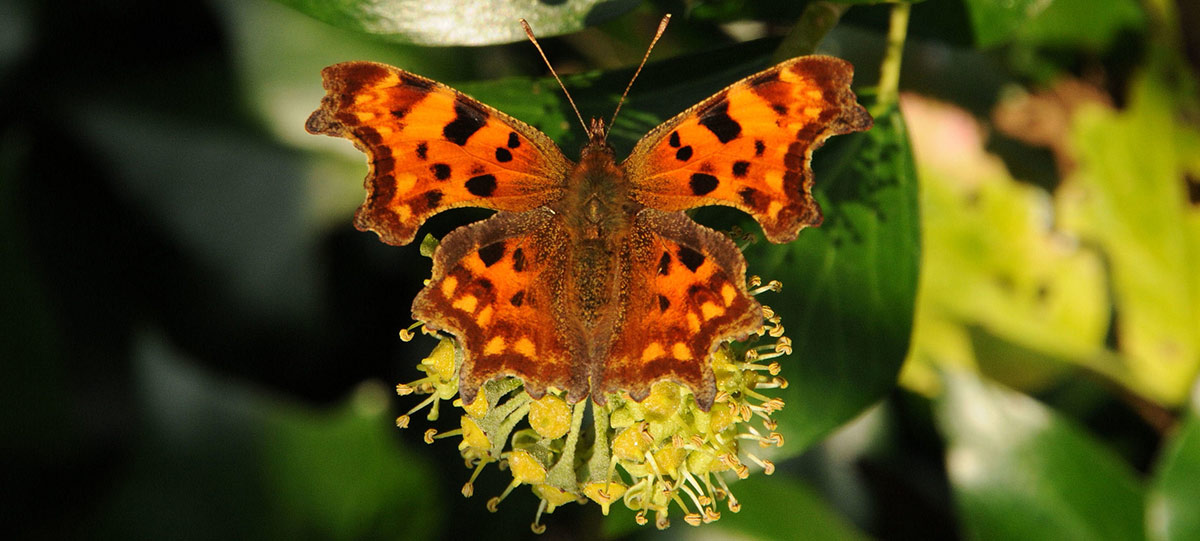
top-left (599, 209), bottom-right (763, 410)
top-left (306, 61), bottom-right (572, 246)
top-left (622, 55), bottom-right (873, 243)
top-left (412, 210), bottom-right (586, 405)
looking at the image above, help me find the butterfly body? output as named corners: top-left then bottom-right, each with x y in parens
top-left (307, 56), bottom-right (872, 411)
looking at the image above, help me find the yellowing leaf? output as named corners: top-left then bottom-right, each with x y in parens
top-left (899, 95), bottom-right (1109, 395)
top-left (1057, 69), bottom-right (1200, 406)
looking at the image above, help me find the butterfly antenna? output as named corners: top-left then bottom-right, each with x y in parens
top-left (606, 14), bottom-right (671, 139)
top-left (521, 19), bottom-right (588, 135)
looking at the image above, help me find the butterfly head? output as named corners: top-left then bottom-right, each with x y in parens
top-left (587, 117), bottom-right (609, 144)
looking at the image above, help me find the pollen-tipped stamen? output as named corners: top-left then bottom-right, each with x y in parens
top-left (488, 478), bottom-right (522, 512)
top-left (746, 453), bottom-right (775, 475)
top-left (398, 321), bottom-right (422, 342)
top-left (750, 280), bottom-right (783, 296)
top-left (530, 499), bottom-right (548, 534)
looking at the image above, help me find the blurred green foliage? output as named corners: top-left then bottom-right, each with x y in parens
top-left (2, 0), bottom-right (1198, 540)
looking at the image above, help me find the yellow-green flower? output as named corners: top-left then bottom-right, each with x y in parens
top-left (396, 271), bottom-right (790, 533)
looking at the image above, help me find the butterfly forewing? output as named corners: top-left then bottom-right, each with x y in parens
top-left (622, 55), bottom-right (873, 243)
top-left (306, 62), bottom-right (572, 246)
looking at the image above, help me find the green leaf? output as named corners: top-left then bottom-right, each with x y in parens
top-left (1016, 0), bottom-right (1144, 51)
top-left (746, 105), bottom-right (920, 454)
top-left (962, 0), bottom-right (1144, 49)
top-left (1149, 383), bottom-right (1200, 541)
top-left (936, 372), bottom-right (1145, 541)
top-left (272, 0), bottom-right (639, 46)
top-left (1056, 66), bottom-right (1200, 406)
top-left (962, 0), bottom-right (1048, 47)
top-left (714, 475), bottom-right (869, 541)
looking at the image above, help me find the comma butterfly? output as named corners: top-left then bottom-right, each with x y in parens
top-left (305, 19), bottom-right (872, 412)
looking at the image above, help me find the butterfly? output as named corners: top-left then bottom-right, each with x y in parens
top-left (305, 39), bottom-right (872, 411)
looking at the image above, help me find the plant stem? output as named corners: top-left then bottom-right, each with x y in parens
top-left (773, 2), bottom-right (849, 62)
top-left (874, 2), bottom-right (911, 114)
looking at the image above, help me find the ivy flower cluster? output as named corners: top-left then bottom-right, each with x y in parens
top-left (395, 272), bottom-right (790, 533)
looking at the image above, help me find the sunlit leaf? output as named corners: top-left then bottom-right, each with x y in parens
top-left (1057, 67), bottom-right (1200, 406)
top-left (897, 95), bottom-right (1109, 395)
top-left (937, 371), bottom-right (1145, 541)
top-left (272, 0), bottom-right (638, 46)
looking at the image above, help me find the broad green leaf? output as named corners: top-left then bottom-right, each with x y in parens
top-left (1017, 0), bottom-right (1144, 51)
top-left (937, 372), bottom-right (1145, 541)
top-left (897, 95), bottom-right (1108, 395)
top-left (273, 0), bottom-right (638, 46)
top-left (746, 104), bottom-right (920, 454)
top-left (962, 0), bottom-right (1143, 49)
top-left (962, 0), bottom-right (1048, 47)
top-left (1148, 383), bottom-right (1200, 541)
top-left (712, 475), bottom-right (870, 541)
top-left (1056, 68), bottom-right (1200, 406)
top-left (93, 331), bottom-right (441, 539)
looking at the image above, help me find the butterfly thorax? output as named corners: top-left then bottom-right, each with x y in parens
top-left (555, 141), bottom-right (638, 237)
top-left (555, 139), bottom-right (641, 344)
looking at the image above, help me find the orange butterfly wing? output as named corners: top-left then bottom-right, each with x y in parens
top-left (622, 55), bottom-right (873, 243)
top-left (306, 62), bottom-right (572, 246)
top-left (599, 210), bottom-right (762, 410)
top-left (412, 210), bottom-right (586, 405)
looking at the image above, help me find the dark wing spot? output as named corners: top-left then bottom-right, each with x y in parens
top-left (675, 145), bottom-right (693, 161)
top-left (754, 139), bottom-right (766, 157)
top-left (687, 283), bottom-right (705, 300)
top-left (495, 147), bottom-right (513, 162)
top-left (476, 278), bottom-right (493, 292)
top-left (478, 242), bottom-right (505, 267)
top-left (510, 291), bottom-right (525, 306)
top-left (771, 103), bottom-right (787, 115)
top-left (689, 173), bottom-right (719, 196)
top-left (431, 163), bottom-right (451, 180)
top-left (732, 161), bottom-right (750, 177)
top-left (390, 108), bottom-right (409, 119)
top-left (657, 252), bottom-right (671, 275)
top-left (738, 187), bottom-right (759, 207)
top-left (507, 131), bottom-right (521, 149)
top-left (511, 247), bottom-right (525, 272)
top-left (443, 100), bottom-right (488, 146)
top-left (658, 295), bottom-right (671, 311)
top-left (677, 246), bottom-right (706, 272)
top-left (357, 127), bottom-right (383, 146)
top-left (785, 142), bottom-right (805, 169)
top-left (373, 156), bottom-right (395, 172)
top-left (668, 131), bottom-right (681, 148)
top-left (399, 73), bottom-right (434, 90)
top-left (466, 174), bottom-right (497, 197)
top-left (424, 190), bottom-right (443, 209)
top-left (698, 99), bottom-right (742, 143)
top-left (416, 141), bottom-right (428, 160)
